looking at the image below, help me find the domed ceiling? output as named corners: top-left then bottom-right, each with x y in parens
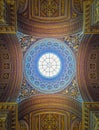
top-left (2, 0), bottom-right (98, 103)
top-left (16, 31), bottom-right (83, 103)
top-left (24, 38), bottom-right (76, 93)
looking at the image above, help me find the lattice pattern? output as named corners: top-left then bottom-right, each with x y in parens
top-left (32, 113), bottom-right (65, 130)
top-left (82, 102), bottom-right (99, 130)
top-left (31, 0), bottom-right (66, 17)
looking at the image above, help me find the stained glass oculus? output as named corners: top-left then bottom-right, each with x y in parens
top-left (38, 53), bottom-right (61, 78)
top-left (24, 38), bottom-right (76, 93)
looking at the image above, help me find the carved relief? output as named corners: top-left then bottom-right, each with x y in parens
top-left (0, 40), bottom-right (11, 94)
top-left (18, 0), bottom-right (28, 14)
top-left (83, 0), bottom-right (99, 34)
top-left (71, 119), bottom-right (81, 130)
top-left (0, 34), bottom-right (22, 102)
top-left (18, 0), bottom-right (82, 37)
top-left (32, 0), bottom-right (66, 17)
top-left (0, 0), bottom-right (17, 33)
top-left (82, 102), bottom-right (99, 130)
top-left (19, 95), bottom-right (82, 130)
top-left (31, 112), bottom-right (66, 130)
top-left (0, 111), bottom-right (10, 130)
top-left (19, 120), bottom-right (28, 130)
top-left (0, 103), bottom-right (18, 130)
top-left (72, 0), bottom-right (83, 14)
top-left (91, 0), bottom-right (99, 26)
top-left (0, 0), bottom-right (6, 23)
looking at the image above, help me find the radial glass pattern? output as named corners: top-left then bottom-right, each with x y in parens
top-left (38, 53), bottom-right (61, 78)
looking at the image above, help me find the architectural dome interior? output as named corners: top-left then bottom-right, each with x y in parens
top-left (0, 0), bottom-right (99, 130)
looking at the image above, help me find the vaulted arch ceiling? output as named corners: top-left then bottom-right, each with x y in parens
top-left (17, 0), bottom-right (83, 37)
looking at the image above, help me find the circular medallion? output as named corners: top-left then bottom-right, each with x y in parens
top-left (24, 38), bottom-right (76, 93)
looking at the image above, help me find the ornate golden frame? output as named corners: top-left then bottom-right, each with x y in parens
top-left (82, 102), bottom-right (99, 130)
top-left (0, 0), bottom-right (17, 34)
top-left (0, 102), bottom-right (18, 130)
top-left (83, 0), bottom-right (99, 34)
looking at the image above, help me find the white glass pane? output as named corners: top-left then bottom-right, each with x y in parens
top-left (38, 53), bottom-right (61, 78)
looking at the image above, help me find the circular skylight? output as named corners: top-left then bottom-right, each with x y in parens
top-left (38, 53), bottom-right (61, 78)
top-left (24, 38), bottom-right (76, 93)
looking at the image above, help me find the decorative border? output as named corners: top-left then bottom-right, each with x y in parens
top-left (19, 95), bottom-right (82, 119)
top-left (0, 103), bottom-right (18, 130)
top-left (0, 0), bottom-right (17, 34)
top-left (30, 0), bottom-right (69, 18)
top-left (82, 102), bottom-right (99, 130)
top-left (83, 0), bottom-right (99, 34)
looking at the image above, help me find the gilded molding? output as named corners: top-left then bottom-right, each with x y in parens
top-left (72, 0), bottom-right (83, 14)
top-left (82, 102), bottom-right (99, 130)
top-left (18, 0), bottom-right (83, 37)
top-left (31, 0), bottom-right (67, 18)
top-left (0, 0), bottom-right (17, 34)
top-left (31, 112), bottom-right (67, 130)
top-left (0, 103), bottom-right (18, 130)
top-left (18, 0), bottom-right (28, 14)
top-left (0, 0), bottom-right (6, 23)
top-left (19, 95), bottom-right (82, 119)
top-left (19, 120), bottom-right (29, 130)
top-left (83, 0), bottom-right (99, 34)
top-left (18, 95), bottom-right (82, 130)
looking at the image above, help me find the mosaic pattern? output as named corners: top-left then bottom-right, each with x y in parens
top-left (24, 38), bottom-right (76, 93)
top-left (16, 31), bottom-right (83, 102)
